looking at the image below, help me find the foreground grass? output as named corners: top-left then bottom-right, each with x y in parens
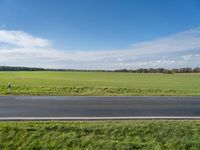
top-left (0, 71), bottom-right (200, 96)
top-left (0, 121), bottom-right (200, 149)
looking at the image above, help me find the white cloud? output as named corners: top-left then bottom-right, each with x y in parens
top-left (0, 30), bottom-right (50, 48)
top-left (182, 54), bottom-right (200, 61)
top-left (0, 27), bottom-right (200, 69)
top-left (109, 60), bottom-right (187, 69)
top-left (130, 27), bottom-right (200, 55)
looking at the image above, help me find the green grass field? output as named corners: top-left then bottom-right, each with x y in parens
top-left (0, 71), bottom-right (200, 96)
top-left (0, 73), bottom-right (199, 149)
top-left (0, 121), bottom-right (199, 149)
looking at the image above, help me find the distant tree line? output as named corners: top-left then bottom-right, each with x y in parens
top-left (0, 66), bottom-right (200, 73)
top-left (0, 66), bottom-right (66, 71)
top-left (114, 67), bottom-right (200, 73)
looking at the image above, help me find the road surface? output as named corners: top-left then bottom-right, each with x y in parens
top-left (0, 96), bottom-right (200, 120)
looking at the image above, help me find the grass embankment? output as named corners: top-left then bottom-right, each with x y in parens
top-left (0, 71), bottom-right (200, 96)
top-left (0, 121), bottom-right (200, 149)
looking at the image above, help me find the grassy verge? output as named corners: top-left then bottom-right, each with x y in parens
top-left (0, 71), bottom-right (200, 96)
top-left (0, 121), bottom-right (200, 149)
top-left (1, 85), bottom-right (200, 96)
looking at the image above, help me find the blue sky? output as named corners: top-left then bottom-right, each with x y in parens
top-left (0, 0), bottom-right (200, 69)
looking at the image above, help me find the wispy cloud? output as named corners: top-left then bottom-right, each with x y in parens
top-left (0, 30), bottom-right (50, 48)
top-left (0, 27), bottom-right (200, 69)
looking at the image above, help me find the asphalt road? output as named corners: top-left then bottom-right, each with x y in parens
top-left (0, 96), bottom-right (200, 120)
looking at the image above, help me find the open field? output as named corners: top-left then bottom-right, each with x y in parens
top-left (0, 121), bottom-right (199, 149)
top-left (0, 71), bottom-right (200, 96)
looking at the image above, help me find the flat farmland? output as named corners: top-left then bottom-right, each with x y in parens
top-left (0, 71), bottom-right (199, 96)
